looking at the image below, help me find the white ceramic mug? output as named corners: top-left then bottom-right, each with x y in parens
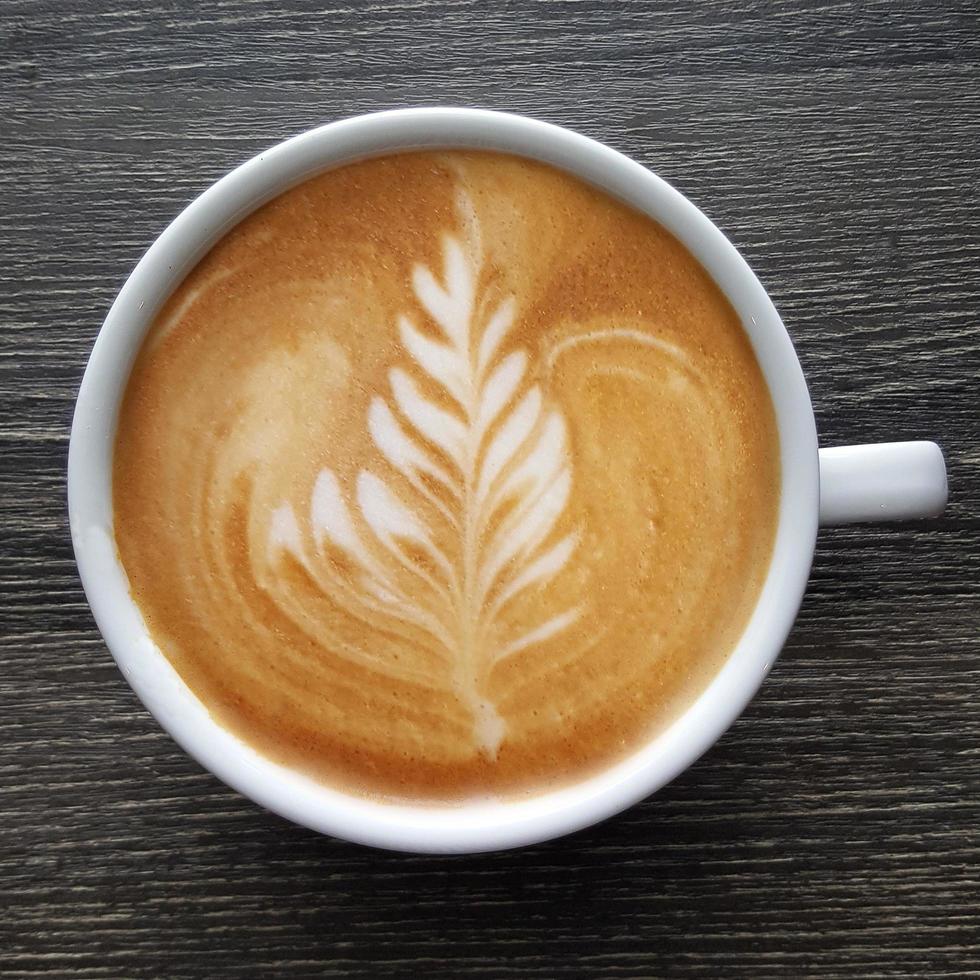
top-left (68, 108), bottom-right (948, 853)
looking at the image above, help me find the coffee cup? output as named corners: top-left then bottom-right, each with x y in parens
top-left (69, 108), bottom-right (947, 852)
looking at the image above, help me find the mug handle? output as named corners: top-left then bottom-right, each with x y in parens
top-left (819, 442), bottom-right (948, 525)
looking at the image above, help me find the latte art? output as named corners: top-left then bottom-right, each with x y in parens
top-left (114, 152), bottom-right (779, 801)
top-left (268, 210), bottom-right (580, 756)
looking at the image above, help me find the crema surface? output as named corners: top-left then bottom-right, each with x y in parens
top-left (114, 152), bottom-right (780, 801)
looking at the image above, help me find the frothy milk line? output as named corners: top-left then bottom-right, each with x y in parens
top-left (546, 326), bottom-right (729, 472)
top-left (146, 267), bottom-right (236, 353)
top-left (546, 328), bottom-right (704, 381)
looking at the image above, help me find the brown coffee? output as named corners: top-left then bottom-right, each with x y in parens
top-left (114, 151), bottom-right (779, 802)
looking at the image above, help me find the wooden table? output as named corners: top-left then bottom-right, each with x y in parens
top-left (2, 1), bottom-right (977, 975)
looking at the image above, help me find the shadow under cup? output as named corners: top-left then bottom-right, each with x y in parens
top-left (69, 108), bottom-right (820, 853)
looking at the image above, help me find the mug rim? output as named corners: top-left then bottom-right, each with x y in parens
top-left (68, 107), bottom-right (819, 853)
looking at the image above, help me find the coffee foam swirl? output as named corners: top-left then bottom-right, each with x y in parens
top-left (114, 152), bottom-right (779, 801)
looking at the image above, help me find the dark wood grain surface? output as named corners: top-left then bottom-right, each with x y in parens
top-left (2, 1), bottom-right (978, 976)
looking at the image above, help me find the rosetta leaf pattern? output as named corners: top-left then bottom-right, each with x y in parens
top-left (271, 207), bottom-right (579, 756)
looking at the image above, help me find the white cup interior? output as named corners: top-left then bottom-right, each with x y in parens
top-left (68, 108), bottom-right (819, 853)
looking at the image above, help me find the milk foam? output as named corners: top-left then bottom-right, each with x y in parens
top-left (113, 151), bottom-right (780, 801)
top-left (269, 202), bottom-right (580, 756)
